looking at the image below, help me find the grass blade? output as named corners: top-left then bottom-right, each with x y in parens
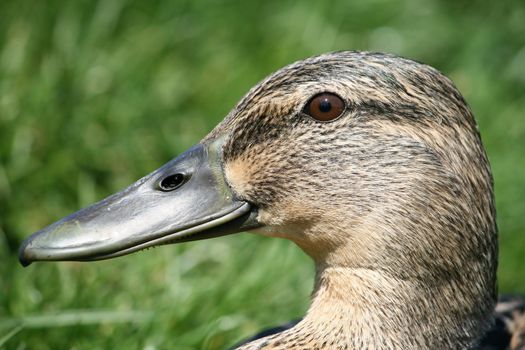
top-left (0, 324), bottom-right (24, 347)
top-left (0, 310), bottom-right (153, 330)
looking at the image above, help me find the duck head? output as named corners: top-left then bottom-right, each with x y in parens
top-left (19, 51), bottom-right (497, 348)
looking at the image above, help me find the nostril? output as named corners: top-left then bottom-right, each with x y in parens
top-left (158, 173), bottom-right (186, 192)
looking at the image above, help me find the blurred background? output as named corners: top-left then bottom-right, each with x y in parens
top-left (1, 0), bottom-right (524, 348)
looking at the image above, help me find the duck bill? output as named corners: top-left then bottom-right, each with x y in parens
top-left (18, 139), bottom-right (260, 266)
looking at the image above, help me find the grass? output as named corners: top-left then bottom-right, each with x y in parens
top-left (1, 0), bottom-right (524, 348)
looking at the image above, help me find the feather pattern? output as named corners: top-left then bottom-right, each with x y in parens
top-left (235, 297), bottom-right (525, 349)
top-left (203, 52), bottom-right (517, 349)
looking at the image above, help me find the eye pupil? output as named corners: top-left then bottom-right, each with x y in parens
top-left (303, 92), bottom-right (345, 122)
top-left (318, 99), bottom-right (332, 113)
top-left (159, 173), bottom-right (186, 191)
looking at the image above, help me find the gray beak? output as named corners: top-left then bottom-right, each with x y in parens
top-left (18, 139), bottom-right (260, 266)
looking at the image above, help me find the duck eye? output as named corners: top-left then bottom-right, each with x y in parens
top-left (158, 173), bottom-right (186, 191)
top-left (303, 93), bottom-right (345, 122)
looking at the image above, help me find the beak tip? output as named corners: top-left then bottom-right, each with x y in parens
top-left (18, 237), bottom-right (34, 267)
top-left (20, 259), bottom-right (32, 267)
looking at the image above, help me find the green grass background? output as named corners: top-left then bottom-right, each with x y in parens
top-left (1, 0), bottom-right (524, 349)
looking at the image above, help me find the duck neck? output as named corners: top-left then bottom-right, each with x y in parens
top-left (306, 265), bottom-right (469, 349)
top-left (241, 264), bottom-right (493, 349)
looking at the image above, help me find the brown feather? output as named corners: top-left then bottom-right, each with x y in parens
top-left (200, 51), bottom-right (509, 349)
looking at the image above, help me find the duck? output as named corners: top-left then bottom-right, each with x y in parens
top-left (18, 51), bottom-right (525, 349)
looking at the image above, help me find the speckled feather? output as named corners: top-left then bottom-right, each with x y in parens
top-left (201, 51), bottom-right (522, 349)
top-left (233, 296), bottom-right (525, 349)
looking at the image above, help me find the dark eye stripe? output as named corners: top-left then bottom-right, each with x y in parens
top-left (303, 93), bottom-right (345, 122)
